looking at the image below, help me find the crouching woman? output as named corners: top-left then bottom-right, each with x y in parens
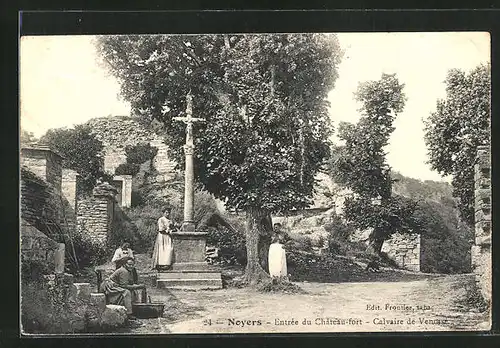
top-left (99, 257), bottom-right (146, 319)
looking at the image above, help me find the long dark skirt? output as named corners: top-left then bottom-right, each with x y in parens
top-left (99, 279), bottom-right (129, 306)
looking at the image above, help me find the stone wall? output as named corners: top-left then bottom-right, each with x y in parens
top-left (20, 146), bottom-right (64, 236)
top-left (21, 272), bottom-right (127, 334)
top-left (472, 145), bottom-right (491, 303)
top-left (21, 220), bottom-right (65, 273)
top-left (76, 183), bottom-right (118, 245)
top-left (20, 168), bottom-right (50, 235)
top-left (86, 116), bottom-right (177, 182)
top-left (381, 233), bottom-right (421, 271)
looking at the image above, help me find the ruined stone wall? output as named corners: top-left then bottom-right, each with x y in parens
top-left (381, 233), bottom-right (421, 271)
top-left (21, 221), bottom-right (65, 273)
top-left (86, 116), bottom-right (177, 182)
top-left (76, 183), bottom-right (117, 245)
top-left (20, 169), bottom-right (49, 234)
top-left (472, 145), bottom-right (491, 302)
top-left (20, 146), bottom-right (65, 238)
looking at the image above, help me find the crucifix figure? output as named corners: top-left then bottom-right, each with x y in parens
top-left (173, 92), bottom-right (205, 231)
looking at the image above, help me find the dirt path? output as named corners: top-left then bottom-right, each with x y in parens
top-left (123, 273), bottom-right (489, 334)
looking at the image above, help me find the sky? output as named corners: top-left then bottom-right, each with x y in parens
top-left (20, 32), bottom-right (490, 182)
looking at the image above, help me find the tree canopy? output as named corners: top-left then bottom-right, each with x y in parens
top-left (424, 64), bottom-right (491, 226)
top-left (40, 125), bottom-right (109, 195)
top-left (97, 34), bottom-right (341, 212)
top-left (330, 73), bottom-right (417, 253)
top-left (96, 34), bottom-right (343, 282)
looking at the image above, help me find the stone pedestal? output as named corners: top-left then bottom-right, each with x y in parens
top-left (156, 231), bottom-right (222, 290)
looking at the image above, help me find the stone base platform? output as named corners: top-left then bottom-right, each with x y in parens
top-left (155, 262), bottom-right (222, 290)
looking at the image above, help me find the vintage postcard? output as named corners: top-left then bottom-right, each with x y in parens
top-left (19, 31), bottom-right (491, 335)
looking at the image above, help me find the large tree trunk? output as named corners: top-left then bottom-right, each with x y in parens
top-left (365, 227), bottom-right (385, 255)
top-left (244, 207), bottom-right (272, 285)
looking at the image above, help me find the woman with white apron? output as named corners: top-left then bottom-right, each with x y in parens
top-left (268, 233), bottom-right (288, 278)
top-left (152, 207), bottom-right (175, 270)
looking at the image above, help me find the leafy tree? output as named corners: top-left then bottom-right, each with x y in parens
top-left (330, 73), bottom-right (418, 254)
top-left (424, 64), bottom-right (491, 226)
top-left (96, 34), bottom-right (342, 283)
top-left (40, 125), bottom-right (109, 195)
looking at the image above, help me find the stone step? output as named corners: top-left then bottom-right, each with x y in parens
top-left (156, 278), bottom-right (222, 290)
top-left (157, 271), bottom-right (222, 280)
top-left (170, 262), bottom-right (214, 271)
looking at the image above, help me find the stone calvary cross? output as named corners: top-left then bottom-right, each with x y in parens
top-left (156, 91), bottom-right (222, 290)
top-left (173, 92), bottom-right (205, 232)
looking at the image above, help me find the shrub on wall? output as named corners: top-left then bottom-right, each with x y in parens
top-left (114, 163), bottom-right (141, 176)
top-left (124, 143), bottom-right (158, 165)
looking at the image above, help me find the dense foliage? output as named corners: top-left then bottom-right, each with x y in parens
top-left (125, 142), bottom-right (159, 165)
top-left (40, 125), bottom-right (109, 195)
top-left (206, 225), bottom-right (247, 265)
top-left (114, 163), bottom-right (141, 176)
top-left (416, 201), bottom-right (472, 273)
top-left (114, 142), bottom-right (158, 176)
top-left (97, 34), bottom-right (341, 212)
top-left (330, 74), bottom-right (418, 253)
top-left (324, 212), bottom-right (358, 256)
top-left (424, 64), bottom-right (491, 226)
top-left (391, 173), bottom-right (472, 274)
top-left (69, 231), bottom-right (110, 273)
top-left (97, 33), bottom-right (342, 282)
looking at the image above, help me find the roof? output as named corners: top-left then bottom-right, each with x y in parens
top-left (21, 143), bottom-right (65, 160)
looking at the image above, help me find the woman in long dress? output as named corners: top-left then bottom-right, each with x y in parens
top-left (268, 233), bottom-right (288, 279)
top-left (151, 207), bottom-right (175, 270)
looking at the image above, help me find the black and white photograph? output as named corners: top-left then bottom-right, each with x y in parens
top-left (19, 31), bottom-right (491, 334)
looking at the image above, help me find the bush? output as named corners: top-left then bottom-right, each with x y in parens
top-left (115, 163), bottom-right (141, 176)
top-left (68, 232), bottom-right (110, 273)
top-left (286, 233), bottom-right (313, 252)
top-left (206, 226), bottom-right (247, 265)
top-left (324, 213), bottom-right (357, 256)
top-left (126, 203), bottom-right (165, 254)
top-left (109, 205), bottom-right (142, 252)
top-left (124, 143), bottom-right (158, 165)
